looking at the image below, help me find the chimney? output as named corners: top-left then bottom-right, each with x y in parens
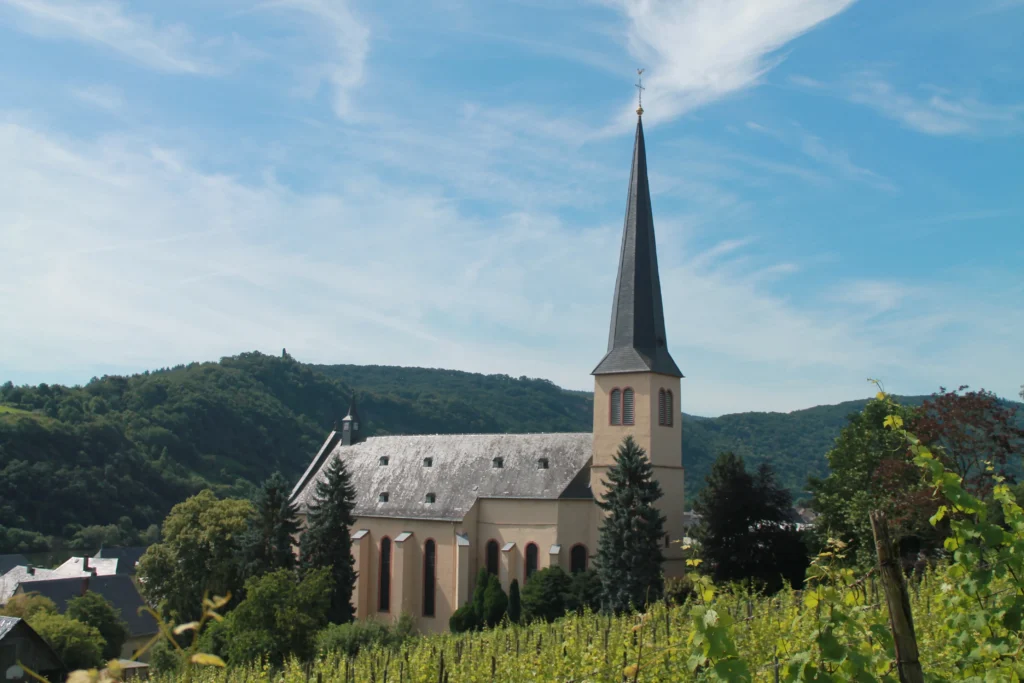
top-left (81, 577), bottom-right (90, 596)
top-left (86, 558), bottom-right (97, 576)
top-left (26, 565), bottom-right (35, 576)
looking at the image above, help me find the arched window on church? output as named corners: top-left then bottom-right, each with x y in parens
top-left (622, 388), bottom-right (635, 425)
top-left (486, 539), bottom-right (499, 575)
top-left (378, 537), bottom-right (392, 612)
top-left (658, 389), bottom-right (666, 425)
top-left (570, 544), bottom-right (588, 573)
top-left (665, 390), bottom-right (673, 426)
top-left (610, 389), bottom-right (622, 425)
top-left (423, 539), bottom-right (436, 617)
top-left (525, 543), bottom-right (539, 582)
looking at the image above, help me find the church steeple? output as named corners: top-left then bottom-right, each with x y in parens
top-left (592, 115), bottom-right (682, 378)
top-left (340, 394), bottom-right (363, 446)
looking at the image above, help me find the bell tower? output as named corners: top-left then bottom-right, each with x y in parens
top-left (340, 394), bottom-right (364, 447)
top-left (591, 104), bottom-right (686, 576)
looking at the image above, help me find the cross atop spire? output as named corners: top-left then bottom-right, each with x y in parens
top-left (635, 68), bottom-right (645, 116)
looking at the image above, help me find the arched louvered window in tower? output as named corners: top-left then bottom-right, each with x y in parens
top-left (623, 388), bottom-right (635, 425)
top-left (665, 390), bottom-right (673, 426)
top-left (658, 389), bottom-right (666, 426)
top-left (570, 544), bottom-right (588, 573)
top-left (486, 539), bottom-right (500, 575)
top-left (378, 537), bottom-right (392, 612)
top-left (610, 389), bottom-right (622, 425)
top-left (525, 543), bottom-right (539, 582)
top-left (423, 539), bottom-right (436, 617)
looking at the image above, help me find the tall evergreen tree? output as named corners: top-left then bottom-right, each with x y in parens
top-left (300, 455), bottom-right (358, 623)
top-left (507, 578), bottom-right (521, 624)
top-left (694, 453), bottom-right (808, 592)
top-left (239, 472), bottom-right (300, 581)
top-left (595, 436), bottom-right (666, 614)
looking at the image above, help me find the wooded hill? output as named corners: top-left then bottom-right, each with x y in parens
top-left (0, 351), bottom-right (945, 550)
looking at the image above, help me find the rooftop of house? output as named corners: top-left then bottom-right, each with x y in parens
top-left (17, 574), bottom-right (157, 637)
top-left (291, 432), bottom-right (594, 522)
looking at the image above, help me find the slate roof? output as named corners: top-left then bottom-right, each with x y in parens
top-left (0, 615), bottom-right (18, 640)
top-left (291, 432), bottom-right (593, 522)
top-left (0, 554), bottom-right (28, 575)
top-left (593, 116), bottom-right (683, 378)
top-left (1, 566), bottom-right (58, 605)
top-left (93, 547), bottom-right (148, 574)
top-left (54, 557), bottom-right (119, 577)
top-left (17, 575), bottom-right (157, 637)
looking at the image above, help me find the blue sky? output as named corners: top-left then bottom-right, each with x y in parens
top-left (1, 0), bottom-right (1021, 416)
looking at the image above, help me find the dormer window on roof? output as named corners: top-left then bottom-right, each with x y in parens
top-left (492, 457), bottom-right (503, 469)
top-left (538, 458), bottom-right (549, 469)
top-left (378, 492), bottom-right (389, 503)
top-left (423, 457), bottom-right (433, 467)
top-left (379, 456), bottom-right (389, 466)
top-left (425, 493), bottom-right (436, 504)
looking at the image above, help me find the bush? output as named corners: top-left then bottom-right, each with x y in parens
top-left (147, 640), bottom-right (185, 675)
top-left (664, 575), bottom-right (696, 605)
top-left (315, 615), bottom-right (413, 657)
top-left (449, 604), bottom-right (477, 634)
top-left (507, 579), bottom-right (521, 624)
top-left (521, 567), bottom-right (572, 624)
top-left (482, 576), bottom-right (508, 628)
top-left (567, 570), bottom-right (602, 614)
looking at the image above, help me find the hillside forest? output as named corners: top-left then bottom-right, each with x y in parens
top-left (1, 350), bottom-right (1021, 552)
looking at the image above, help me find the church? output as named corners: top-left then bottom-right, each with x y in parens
top-left (289, 106), bottom-right (686, 633)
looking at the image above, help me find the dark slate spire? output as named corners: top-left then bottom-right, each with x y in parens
top-left (592, 116), bottom-right (683, 378)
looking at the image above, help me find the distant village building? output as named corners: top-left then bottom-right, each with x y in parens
top-left (12, 575), bottom-right (158, 662)
top-left (0, 616), bottom-right (65, 682)
top-left (290, 111), bottom-right (688, 633)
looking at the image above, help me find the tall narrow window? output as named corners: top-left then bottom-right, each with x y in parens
top-left (623, 388), bottom-right (635, 425)
top-left (378, 537), bottom-right (392, 612)
top-left (423, 539), bottom-right (436, 617)
top-left (486, 539), bottom-right (499, 575)
top-left (610, 389), bottom-right (622, 425)
top-left (665, 390), bottom-right (673, 426)
top-left (570, 544), bottom-right (588, 573)
top-left (658, 389), bottom-right (666, 426)
top-left (525, 543), bottom-right (539, 581)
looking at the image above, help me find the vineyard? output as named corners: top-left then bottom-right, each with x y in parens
top-left (141, 568), bottom-right (967, 683)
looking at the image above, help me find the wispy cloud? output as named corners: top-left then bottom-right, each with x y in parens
top-left (259, 0), bottom-right (370, 121)
top-left (800, 134), bottom-right (898, 192)
top-left (69, 84), bottom-right (123, 111)
top-left (606, 0), bottom-right (857, 128)
top-left (818, 71), bottom-right (1024, 136)
top-left (3, 118), bottom-right (1020, 414)
top-left (0, 0), bottom-right (241, 74)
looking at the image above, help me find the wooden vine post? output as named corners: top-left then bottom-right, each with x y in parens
top-left (870, 510), bottom-right (924, 683)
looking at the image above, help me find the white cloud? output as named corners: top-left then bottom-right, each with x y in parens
top-left (843, 73), bottom-right (1024, 136)
top-left (0, 0), bottom-right (237, 74)
top-left (260, 0), bottom-right (370, 121)
top-left (607, 0), bottom-right (857, 128)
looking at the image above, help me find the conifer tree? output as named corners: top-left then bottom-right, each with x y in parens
top-left (301, 455), bottom-right (358, 623)
top-left (595, 436), bottom-right (666, 614)
top-left (239, 472), bottom-right (300, 581)
top-left (507, 578), bottom-right (521, 624)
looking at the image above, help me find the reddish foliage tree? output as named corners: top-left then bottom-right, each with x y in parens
top-left (910, 386), bottom-right (1024, 498)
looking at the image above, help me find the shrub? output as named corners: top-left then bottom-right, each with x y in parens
top-left (521, 567), bottom-right (572, 623)
top-left (315, 616), bottom-right (413, 657)
top-left (1, 593), bottom-right (57, 620)
top-left (28, 613), bottom-right (104, 671)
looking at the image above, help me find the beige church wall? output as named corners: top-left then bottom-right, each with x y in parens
top-left (591, 372), bottom-right (688, 578)
top-left (475, 499), bottom-right (559, 590)
top-left (553, 498), bottom-right (599, 572)
top-left (349, 517), bottom-right (459, 634)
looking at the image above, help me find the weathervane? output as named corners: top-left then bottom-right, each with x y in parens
top-left (635, 68), bottom-right (645, 116)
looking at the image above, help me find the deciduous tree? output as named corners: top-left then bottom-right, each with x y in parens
top-left (137, 490), bottom-right (253, 622)
top-left (66, 591), bottom-right (129, 661)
